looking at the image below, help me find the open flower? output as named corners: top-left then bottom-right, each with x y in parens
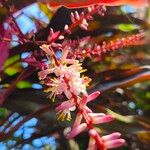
top-left (38, 44), bottom-right (91, 101)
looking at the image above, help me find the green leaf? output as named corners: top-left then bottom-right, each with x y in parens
top-left (4, 55), bottom-right (20, 68)
top-left (4, 63), bottom-right (21, 76)
top-left (0, 108), bottom-right (9, 119)
top-left (4, 55), bottom-right (21, 76)
top-left (117, 24), bottom-right (138, 32)
top-left (106, 109), bottom-right (134, 123)
top-left (16, 81), bottom-right (32, 89)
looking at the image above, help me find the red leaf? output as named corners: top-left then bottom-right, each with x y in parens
top-left (0, 24), bottom-right (11, 71)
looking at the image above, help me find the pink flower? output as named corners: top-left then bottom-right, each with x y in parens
top-left (66, 123), bottom-right (87, 139)
top-left (39, 42), bottom-right (125, 150)
top-left (102, 133), bottom-right (126, 149)
top-left (65, 91), bottom-right (113, 136)
top-left (91, 115), bottom-right (114, 124)
top-left (88, 129), bottom-right (105, 150)
top-left (38, 44), bottom-right (91, 101)
top-left (88, 129), bottom-right (125, 150)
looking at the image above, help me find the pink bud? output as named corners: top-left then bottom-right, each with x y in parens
top-left (70, 13), bottom-right (75, 23)
top-left (73, 113), bottom-right (83, 128)
top-left (80, 24), bottom-right (88, 30)
top-left (75, 11), bottom-right (80, 20)
top-left (92, 115), bottom-right (114, 124)
top-left (87, 91), bottom-right (100, 102)
top-left (102, 132), bottom-right (121, 141)
top-left (105, 139), bottom-right (125, 149)
top-left (66, 123), bottom-right (87, 139)
top-left (55, 101), bottom-right (75, 112)
top-left (84, 106), bottom-right (93, 113)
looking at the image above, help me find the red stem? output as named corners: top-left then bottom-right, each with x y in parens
top-left (0, 67), bottom-right (36, 105)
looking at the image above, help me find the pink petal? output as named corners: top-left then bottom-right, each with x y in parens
top-left (92, 115), bottom-right (114, 124)
top-left (56, 101), bottom-right (75, 112)
top-left (79, 91), bottom-right (100, 109)
top-left (105, 139), bottom-right (125, 149)
top-left (38, 69), bottom-right (54, 79)
top-left (73, 113), bottom-right (83, 128)
top-left (66, 123), bottom-right (87, 139)
top-left (87, 91), bottom-right (100, 102)
top-left (102, 132), bottom-right (121, 141)
top-left (84, 106), bottom-right (93, 113)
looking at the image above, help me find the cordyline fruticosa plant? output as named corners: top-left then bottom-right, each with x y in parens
top-left (0, 0), bottom-right (150, 150)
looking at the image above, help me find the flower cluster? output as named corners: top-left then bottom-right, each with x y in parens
top-left (37, 3), bottom-right (144, 150)
top-left (61, 32), bottom-right (145, 60)
top-left (38, 44), bottom-right (91, 102)
top-left (46, 5), bottom-right (107, 44)
top-left (38, 44), bottom-right (125, 149)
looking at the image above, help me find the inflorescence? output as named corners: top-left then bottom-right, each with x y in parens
top-left (37, 4), bottom-right (145, 150)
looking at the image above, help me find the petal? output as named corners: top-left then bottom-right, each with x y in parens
top-left (102, 132), bottom-right (121, 142)
top-left (84, 106), bottom-right (93, 113)
top-left (66, 123), bottom-right (87, 139)
top-left (56, 101), bottom-right (75, 112)
top-left (92, 115), bottom-right (114, 124)
top-left (73, 113), bottom-right (83, 128)
top-left (38, 69), bottom-right (54, 79)
top-left (105, 139), bottom-right (126, 149)
top-left (87, 91), bottom-right (100, 103)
